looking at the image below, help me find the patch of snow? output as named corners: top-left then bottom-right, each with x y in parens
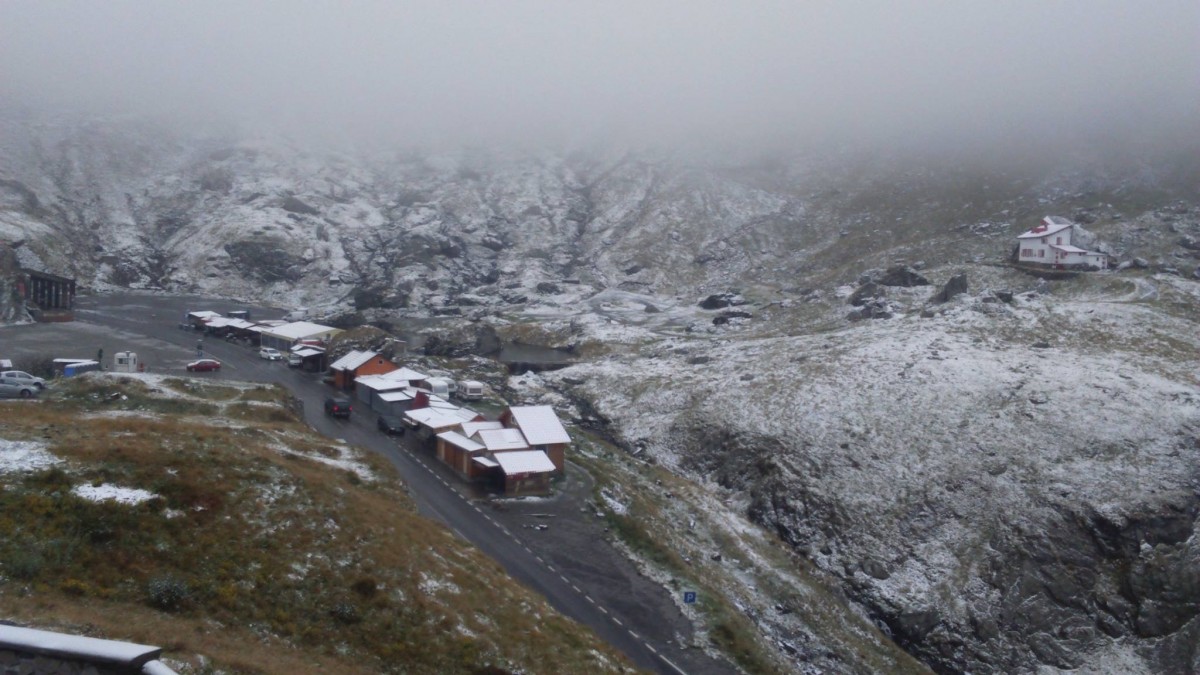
top-left (72, 483), bottom-right (158, 505)
top-left (0, 440), bottom-right (61, 473)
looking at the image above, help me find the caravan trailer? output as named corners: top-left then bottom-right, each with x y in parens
top-left (112, 352), bottom-right (139, 373)
top-left (422, 377), bottom-right (452, 398)
top-left (457, 380), bottom-right (484, 401)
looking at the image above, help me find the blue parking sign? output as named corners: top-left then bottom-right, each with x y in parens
top-left (683, 591), bottom-right (697, 604)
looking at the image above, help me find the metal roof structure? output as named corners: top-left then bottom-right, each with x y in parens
top-left (473, 428), bottom-right (530, 452)
top-left (437, 430), bottom-right (484, 452)
top-left (355, 374), bottom-right (411, 393)
top-left (507, 405), bottom-right (571, 445)
top-left (494, 450), bottom-right (557, 475)
top-left (1017, 216), bottom-right (1074, 239)
top-left (406, 406), bottom-right (480, 430)
top-left (330, 350), bottom-right (377, 371)
top-left (461, 420), bottom-right (504, 437)
top-left (260, 321), bottom-right (339, 341)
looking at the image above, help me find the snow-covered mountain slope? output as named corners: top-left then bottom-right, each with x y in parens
top-left (551, 269), bottom-right (1200, 674)
top-left (4, 113), bottom-right (1197, 318)
top-left (2, 112), bottom-right (1199, 673)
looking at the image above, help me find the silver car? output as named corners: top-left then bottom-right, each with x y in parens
top-left (0, 370), bottom-right (46, 390)
top-left (0, 380), bottom-right (38, 399)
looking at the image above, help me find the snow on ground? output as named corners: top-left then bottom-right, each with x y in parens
top-left (268, 441), bottom-right (375, 482)
top-left (71, 483), bottom-right (159, 505)
top-left (559, 282), bottom-right (1200, 670)
top-left (0, 440), bottom-right (61, 473)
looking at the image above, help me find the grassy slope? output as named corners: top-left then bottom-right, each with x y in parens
top-left (0, 374), bottom-right (634, 675)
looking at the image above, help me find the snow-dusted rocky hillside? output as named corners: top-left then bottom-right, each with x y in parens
top-left (2, 112), bottom-right (1199, 673)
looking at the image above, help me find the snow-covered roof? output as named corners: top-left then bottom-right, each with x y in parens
top-left (187, 310), bottom-right (221, 319)
top-left (330, 350), bottom-right (378, 371)
top-left (204, 317), bottom-right (232, 328)
top-left (1050, 244), bottom-right (1089, 254)
top-left (507, 405), bottom-right (571, 445)
top-left (388, 367), bottom-right (429, 382)
top-left (460, 379), bottom-right (484, 388)
top-left (437, 430), bottom-right (484, 452)
top-left (428, 395), bottom-right (459, 410)
top-left (292, 347), bottom-right (324, 358)
top-left (377, 389), bottom-right (414, 403)
top-left (1017, 216), bottom-right (1073, 239)
top-left (472, 456), bottom-right (500, 469)
top-left (461, 420), bottom-right (504, 437)
top-left (261, 321), bottom-right (339, 340)
top-left (227, 319), bottom-right (257, 329)
top-left (473, 428), bottom-right (530, 452)
top-left (494, 450), bottom-right (557, 475)
top-left (406, 407), bottom-right (480, 430)
top-left (355, 374), bottom-right (411, 393)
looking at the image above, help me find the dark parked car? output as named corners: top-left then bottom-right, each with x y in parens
top-left (324, 396), bottom-right (352, 418)
top-left (186, 359), bottom-right (221, 372)
top-left (377, 414), bottom-right (406, 435)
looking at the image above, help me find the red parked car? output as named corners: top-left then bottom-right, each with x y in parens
top-left (186, 359), bottom-right (221, 372)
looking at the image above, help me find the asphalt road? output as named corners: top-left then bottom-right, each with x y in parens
top-left (17, 293), bottom-right (738, 675)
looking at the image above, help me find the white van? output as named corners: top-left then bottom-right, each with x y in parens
top-left (457, 380), bottom-right (484, 401)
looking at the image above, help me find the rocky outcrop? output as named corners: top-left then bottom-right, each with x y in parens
top-left (877, 266), bottom-right (931, 287)
top-left (679, 425), bottom-right (1200, 675)
top-left (929, 274), bottom-right (968, 304)
top-left (699, 292), bottom-right (747, 310)
top-left (848, 282), bottom-right (884, 307)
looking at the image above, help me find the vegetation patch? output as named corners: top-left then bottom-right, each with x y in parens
top-left (0, 374), bottom-right (633, 675)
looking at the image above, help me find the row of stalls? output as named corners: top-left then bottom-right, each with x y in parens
top-left (328, 348), bottom-right (571, 497)
top-left (186, 311), bottom-right (341, 371)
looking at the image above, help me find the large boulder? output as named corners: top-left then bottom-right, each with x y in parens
top-left (699, 292), bottom-right (746, 309)
top-left (877, 266), bottom-right (931, 287)
top-left (929, 273), bottom-right (969, 304)
top-left (848, 281), bottom-right (884, 307)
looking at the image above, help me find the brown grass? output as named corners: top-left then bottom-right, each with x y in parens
top-left (0, 376), bottom-right (636, 675)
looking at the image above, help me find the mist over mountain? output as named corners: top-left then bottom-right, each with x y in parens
top-left (1, 3), bottom-right (1198, 674)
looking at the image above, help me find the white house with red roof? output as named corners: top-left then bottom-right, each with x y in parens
top-left (1017, 216), bottom-right (1108, 269)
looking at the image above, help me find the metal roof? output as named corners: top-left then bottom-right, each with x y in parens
top-left (377, 389), bottom-right (415, 402)
top-left (1017, 216), bottom-right (1073, 239)
top-left (330, 350), bottom-right (377, 371)
top-left (260, 321), bottom-right (339, 340)
top-left (472, 456), bottom-right (500, 468)
top-left (473, 428), bottom-right (530, 452)
top-left (406, 407), bottom-right (480, 429)
top-left (437, 430), bottom-right (484, 452)
top-left (388, 367), bottom-right (429, 381)
top-left (507, 405), bottom-right (571, 445)
top-left (292, 348), bottom-right (324, 358)
top-left (1050, 244), bottom-right (1089, 254)
top-left (355, 374), bottom-right (411, 392)
top-left (494, 450), bottom-right (557, 475)
top-left (187, 311), bottom-right (221, 319)
top-left (461, 420), bottom-right (504, 437)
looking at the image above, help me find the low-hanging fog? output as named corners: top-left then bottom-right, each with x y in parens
top-left (1, 1), bottom-right (1197, 160)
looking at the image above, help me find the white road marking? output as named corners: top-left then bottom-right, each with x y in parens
top-left (613, 617), bottom-right (622, 626)
top-left (585, 596), bottom-right (596, 605)
top-left (659, 655), bottom-right (689, 675)
top-left (646, 644), bottom-right (657, 655)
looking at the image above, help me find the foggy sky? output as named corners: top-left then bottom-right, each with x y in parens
top-left (1, 1), bottom-right (1197, 154)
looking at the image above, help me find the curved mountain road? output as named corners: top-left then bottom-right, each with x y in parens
top-left (62, 293), bottom-right (736, 675)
